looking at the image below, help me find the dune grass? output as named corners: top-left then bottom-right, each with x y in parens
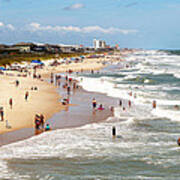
top-left (0, 52), bottom-right (90, 66)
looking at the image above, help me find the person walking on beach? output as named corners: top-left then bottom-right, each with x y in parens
top-left (92, 98), bottom-right (97, 109)
top-left (25, 91), bottom-right (29, 101)
top-left (15, 80), bottom-right (19, 87)
top-left (40, 114), bottom-right (45, 129)
top-left (50, 73), bottom-right (54, 84)
top-left (9, 98), bottom-right (13, 109)
top-left (67, 86), bottom-right (71, 95)
top-left (0, 107), bottom-right (4, 121)
top-left (34, 114), bottom-right (40, 130)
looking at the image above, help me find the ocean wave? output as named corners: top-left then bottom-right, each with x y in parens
top-left (173, 73), bottom-right (180, 79)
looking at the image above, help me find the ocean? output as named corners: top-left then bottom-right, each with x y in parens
top-left (1, 50), bottom-right (180, 179)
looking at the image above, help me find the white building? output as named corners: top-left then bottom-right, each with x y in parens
top-left (93, 39), bottom-right (106, 49)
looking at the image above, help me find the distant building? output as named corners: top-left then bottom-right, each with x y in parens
top-left (59, 44), bottom-right (82, 53)
top-left (12, 42), bottom-right (34, 53)
top-left (93, 39), bottom-right (106, 49)
top-left (115, 44), bottom-right (119, 50)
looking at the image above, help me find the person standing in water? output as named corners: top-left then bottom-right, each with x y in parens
top-left (119, 100), bottom-right (122, 106)
top-left (177, 137), bottom-right (180, 146)
top-left (112, 126), bottom-right (116, 138)
top-left (128, 100), bottom-right (131, 108)
top-left (92, 98), bottom-right (97, 109)
top-left (153, 100), bottom-right (156, 109)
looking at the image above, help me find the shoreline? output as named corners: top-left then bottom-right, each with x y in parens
top-left (0, 56), bottom-right (117, 146)
top-left (0, 74), bottom-right (114, 146)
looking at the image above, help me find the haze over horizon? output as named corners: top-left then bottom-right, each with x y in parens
top-left (0, 0), bottom-right (180, 49)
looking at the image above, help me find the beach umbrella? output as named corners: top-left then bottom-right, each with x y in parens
top-left (31, 59), bottom-right (41, 63)
top-left (31, 60), bottom-right (44, 65)
top-left (0, 67), bottom-right (6, 71)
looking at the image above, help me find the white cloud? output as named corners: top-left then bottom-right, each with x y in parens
top-left (0, 22), bottom-right (15, 30)
top-left (0, 22), bottom-right (4, 27)
top-left (30, 22), bottom-right (41, 29)
top-left (64, 3), bottom-right (85, 10)
top-left (6, 24), bottom-right (15, 30)
top-left (28, 22), bottom-right (138, 34)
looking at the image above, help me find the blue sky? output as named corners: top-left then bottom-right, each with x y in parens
top-left (0, 0), bottom-right (180, 49)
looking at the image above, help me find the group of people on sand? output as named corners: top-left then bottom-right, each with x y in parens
top-left (7, 81), bottom-right (30, 110)
top-left (0, 79), bottom-right (33, 130)
top-left (34, 114), bottom-right (50, 132)
top-left (50, 73), bottom-right (80, 106)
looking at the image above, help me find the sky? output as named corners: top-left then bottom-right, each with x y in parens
top-left (0, 0), bottom-right (180, 49)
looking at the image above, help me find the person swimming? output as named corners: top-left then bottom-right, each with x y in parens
top-left (177, 138), bottom-right (180, 146)
top-left (174, 105), bottom-right (179, 110)
top-left (98, 104), bottom-right (104, 110)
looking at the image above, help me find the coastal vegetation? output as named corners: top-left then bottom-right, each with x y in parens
top-left (0, 52), bottom-right (89, 66)
top-left (164, 50), bottom-right (180, 55)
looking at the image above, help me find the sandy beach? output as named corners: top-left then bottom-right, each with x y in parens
top-left (0, 55), bottom-right (112, 137)
top-left (0, 74), bottom-right (61, 134)
top-left (0, 78), bottom-right (114, 146)
top-left (39, 57), bottom-right (107, 79)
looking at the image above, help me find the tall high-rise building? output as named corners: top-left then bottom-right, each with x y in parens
top-left (93, 39), bottom-right (106, 49)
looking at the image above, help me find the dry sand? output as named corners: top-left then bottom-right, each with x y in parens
top-left (39, 57), bottom-right (106, 78)
top-left (0, 75), bottom-right (61, 134)
top-left (0, 57), bottom-right (108, 135)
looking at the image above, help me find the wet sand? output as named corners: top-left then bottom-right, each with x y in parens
top-left (46, 81), bottom-right (115, 130)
